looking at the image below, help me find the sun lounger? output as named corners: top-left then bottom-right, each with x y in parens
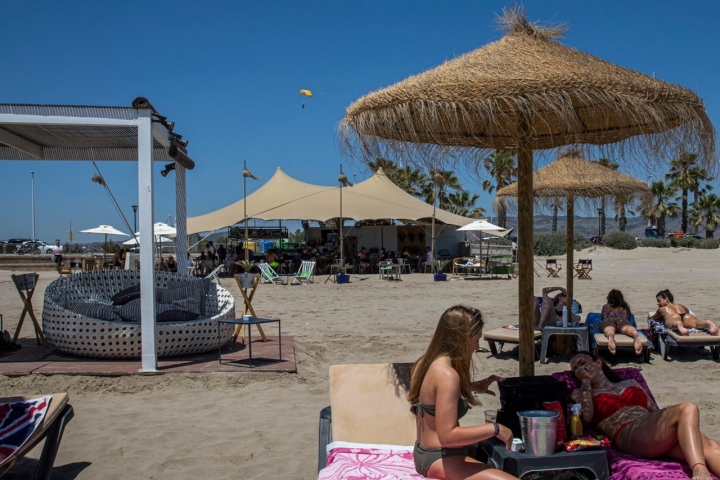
top-left (647, 311), bottom-right (720, 361)
top-left (0, 393), bottom-right (74, 480)
top-left (483, 327), bottom-right (542, 357)
top-left (317, 363), bottom-right (418, 476)
top-left (586, 312), bottom-right (650, 362)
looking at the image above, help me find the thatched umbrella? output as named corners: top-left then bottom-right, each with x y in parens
top-left (340, 6), bottom-right (716, 376)
top-left (496, 150), bottom-right (652, 304)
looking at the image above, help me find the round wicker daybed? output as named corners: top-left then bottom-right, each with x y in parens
top-left (43, 270), bottom-right (235, 359)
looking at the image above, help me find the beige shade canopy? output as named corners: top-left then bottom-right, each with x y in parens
top-left (495, 150), bottom-right (652, 201)
top-left (340, 6), bottom-right (716, 378)
top-left (186, 167), bottom-right (476, 234)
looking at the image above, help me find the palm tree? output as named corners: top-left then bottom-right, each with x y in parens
top-left (481, 150), bottom-right (516, 228)
top-left (612, 193), bottom-right (637, 232)
top-left (643, 180), bottom-right (680, 238)
top-left (689, 193), bottom-right (720, 239)
top-left (592, 158), bottom-right (620, 235)
top-left (550, 198), bottom-right (563, 233)
top-left (424, 170), bottom-right (461, 210)
top-left (688, 165), bottom-right (714, 205)
top-left (666, 152), bottom-right (699, 234)
top-left (447, 190), bottom-right (486, 218)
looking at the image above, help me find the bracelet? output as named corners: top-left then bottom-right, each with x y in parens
top-left (492, 421), bottom-right (500, 437)
top-left (691, 462), bottom-right (706, 471)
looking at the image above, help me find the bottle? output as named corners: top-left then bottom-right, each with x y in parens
top-left (571, 299), bottom-right (579, 326)
top-left (570, 404), bottom-right (583, 437)
top-left (562, 305), bottom-right (568, 328)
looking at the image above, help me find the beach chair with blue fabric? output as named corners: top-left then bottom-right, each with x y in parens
top-left (586, 312), bottom-right (650, 362)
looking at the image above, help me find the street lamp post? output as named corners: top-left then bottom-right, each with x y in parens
top-left (30, 171), bottom-right (35, 240)
top-left (132, 205), bottom-right (138, 233)
top-left (242, 161), bottom-right (261, 262)
top-left (338, 165), bottom-right (353, 265)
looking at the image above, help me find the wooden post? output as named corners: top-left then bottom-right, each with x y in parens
top-left (566, 196), bottom-right (575, 307)
top-left (517, 124), bottom-right (535, 377)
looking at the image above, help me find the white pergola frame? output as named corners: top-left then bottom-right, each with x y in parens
top-left (0, 99), bottom-right (193, 372)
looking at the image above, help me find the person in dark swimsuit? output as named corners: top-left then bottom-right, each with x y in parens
top-left (571, 352), bottom-right (720, 479)
top-left (651, 289), bottom-right (719, 336)
top-left (408, 305), bottom-right (515, 480)
top-left (599, 289), bottom-right (643, 355)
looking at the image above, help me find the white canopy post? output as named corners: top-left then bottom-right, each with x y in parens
top-left (137, 109), bottom-right (157, 372)
top-left (175, 163), bottom-right (188, 275)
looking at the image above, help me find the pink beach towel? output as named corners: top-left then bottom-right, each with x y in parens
top-left (318, 444), bottom-right (439, 480)
top-left (553, 368), bottom-right (717, 480)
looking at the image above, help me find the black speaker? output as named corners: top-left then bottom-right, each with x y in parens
top-left (496, 375), bottom-right (567, 438)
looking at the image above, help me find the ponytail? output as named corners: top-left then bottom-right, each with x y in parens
top-left (656, 289), bottom-right (674, 303)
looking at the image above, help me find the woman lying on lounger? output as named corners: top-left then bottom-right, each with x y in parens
top-left (408, 305), bottom-right (516, 480)
top-left (652, 289), bottom-right (719, 336)
top-left (570, 352), bottom-right (720, 480)
top-left (600, 289), bottom-right (643, 355)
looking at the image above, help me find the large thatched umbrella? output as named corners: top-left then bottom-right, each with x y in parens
top-left (496, 150), bottom-right (652, 304)
top-left (340, 7), bottom-right (716, 376)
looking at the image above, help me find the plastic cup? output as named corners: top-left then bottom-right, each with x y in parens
top-left (484, 410), bottom-right (497, 423)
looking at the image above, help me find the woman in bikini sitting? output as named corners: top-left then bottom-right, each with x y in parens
top-left (570, 352), bottom-right (720, 480)
top-left (408, 305), bottom-right (515, 480)
top-left (600, 289), bottom-right (643, 355)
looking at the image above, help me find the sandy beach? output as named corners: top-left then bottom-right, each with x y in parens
top-left (1, 246), bottom-right (719, 479)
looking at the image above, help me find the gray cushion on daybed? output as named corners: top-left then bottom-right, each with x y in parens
top-left (165, 279), bottom-right (210, 315)
top-left (67, 302), bottom-right (123, 322)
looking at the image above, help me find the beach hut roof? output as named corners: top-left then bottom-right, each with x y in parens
top-left (495, 150), bottom-right (652, 200)
top-left (340, 7), bottom-right (716, 167)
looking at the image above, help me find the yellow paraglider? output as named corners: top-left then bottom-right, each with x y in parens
top-left (299, 89), bottom-right (313, 97)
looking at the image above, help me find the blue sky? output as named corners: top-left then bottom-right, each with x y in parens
top-left (1, 1), bottom-right (719, 242)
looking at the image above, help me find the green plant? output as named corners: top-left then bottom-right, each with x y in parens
top-left (573, 234), bottom-right (590, 251)
top-left (335, 262), bottom-right (355, 273)
top-left (670, 236), bottom-right (699, 248)
top-left (533, 232), bottom-right (566, 256)
top-left (696, 238), bottom-right (719, 249)
top-left (235, 259), bottom-right (258, 273)
top-left (602, 231), bottom-right (638, 250)
top-left (483, 237), bottom-right (513, 246)
top-left (432, 259), bottom-right (450, 273)
top-left (639, 238), bottom-right (669, 248)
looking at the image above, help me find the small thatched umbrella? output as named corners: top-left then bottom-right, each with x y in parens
top-left (340, 6), bottom-right (716, 376)
top-left (496, 150), bottom-right (652, 304)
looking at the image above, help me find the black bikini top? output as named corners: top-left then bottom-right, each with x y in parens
top-left (411, 398), bottom-right (470, 419)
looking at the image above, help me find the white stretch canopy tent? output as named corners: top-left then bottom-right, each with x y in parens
top-left (188, 167), bottom-right (475, 233)
top-left (0, 98), bottom-right (195, 373)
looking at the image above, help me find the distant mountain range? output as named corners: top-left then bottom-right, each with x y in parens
top-left (504, 215), bottom-right (689, 238)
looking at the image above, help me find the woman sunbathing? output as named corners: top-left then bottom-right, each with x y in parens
top-left (651, 289), bottom-right (719, 336)
top-left (408, 305), bottom-right (515, 480)
top-left (600, 289), bottom-right (643, 355)
top-left (570, 352), bottom-right (720, 480)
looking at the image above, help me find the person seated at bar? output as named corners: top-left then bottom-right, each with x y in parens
top-left (113, 248), bottom-right (126, 269)
top-left (357, 247), bottom-right (370, 273)
top-left (533, 286), bottom-right (567, 330)
top-left (600, 289), bottom-right (642, 354)
top-left (570, 352), bottom-right (720, 479)
top-left (166, 255), bottom-right (178, 273)
top-left (651, 289), bottom-right (719, 336)
top-left (265, 249), bottom-right (280, 270)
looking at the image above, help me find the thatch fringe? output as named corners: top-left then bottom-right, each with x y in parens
top-left (496, 4), bottom-right (566, 41)
top-left (339, 8), bottom-right (717, 175)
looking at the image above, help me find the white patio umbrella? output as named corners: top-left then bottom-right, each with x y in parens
top-left (458, 219), bottom-right (513, 236)
top-left (134, 223), bottom-right (177, 263)
top-left (80, 225), bottom-right (129, 263)
top-left (122, 235), bottom-right (173, 246)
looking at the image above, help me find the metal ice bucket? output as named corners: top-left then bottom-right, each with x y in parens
top-left (517, 410), bottom-right (558, 456)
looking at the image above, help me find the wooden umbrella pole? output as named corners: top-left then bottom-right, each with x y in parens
top-left (566, 196), bottom-right (575, 309)
top-left (517, 121), bottom-right (535, 377)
